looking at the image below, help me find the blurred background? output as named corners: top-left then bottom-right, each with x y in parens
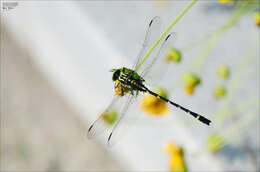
top-left (1, 1), bottom-right (259, 171)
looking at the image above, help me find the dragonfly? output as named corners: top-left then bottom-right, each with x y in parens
top-left (88, 16), bottom-right (211, 146)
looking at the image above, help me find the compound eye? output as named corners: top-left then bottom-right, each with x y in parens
top-left (112, 70), bottom-right (120, 81)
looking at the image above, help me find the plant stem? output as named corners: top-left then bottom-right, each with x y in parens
top-left (182, 1), bottom-right (250, 53)
top-left (189, 1), bottom-right (250, 73)
top-left (216, 97), bottom-right (259, 121)
top-left (170, 1), bottom-right (250, 91)
top-left (182, 31), bottom-right (213, 53)
top-left (217, 40), bottom-right (258, 127)
top-left (135, 0), bottom-right (198, 71)
top-left (214, 110), bottom-right (258, 150)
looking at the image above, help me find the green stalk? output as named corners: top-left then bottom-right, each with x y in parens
top-left (216, 97), bottom-right (259, 121)
top-left (135, 0), bottom-right (198, 71)
top-left (170, 1), bottom-right (250, 91)
top-left (213, 110), bottom-right (258, 151)
top-left (217, 40), bottom-right (258, 127)
top-left (224, 111), bottom-right (258, 140)
top-left (183, 1), bottom-right (251, 53)
top-left (189, 1), bottom-right (250, 72)
top-left (182, 31), bottom-right (213, 53)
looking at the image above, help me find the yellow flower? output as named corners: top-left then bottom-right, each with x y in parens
top-left (214, 85), bottom-right (226, 99)
top-left (164, 142), bottom-right (181, 154)
top-left (207, 133), bottom-right (225, 153)
top-left (169, 155), bottom-right (187, 172)
top-left (184, 85), bottom-right (194, 96)
top-left (165, 48), bottom-right (182, 63)
top-left (101, 111), bottom-right (117, 125)
top-left (140, 87), bottom-right (170, 115)
top-left (219, 0), bottom-right (231, 4)
top-left (164, 142), bottom-right (187, 172)
top-left (254, 11), bottom-right (260, 26)
top-left (217, 65), bottom-right (230, 79)
top-left (183, 72), bottom-right (200, 95)
top-left (114, 80), bottom-right (130, 96)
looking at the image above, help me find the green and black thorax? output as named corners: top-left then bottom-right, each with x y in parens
top-left (110, 67), bottom-right (147, 93)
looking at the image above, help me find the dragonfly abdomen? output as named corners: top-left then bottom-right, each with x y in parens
top-left (146, 89), bottom-right (211, 126)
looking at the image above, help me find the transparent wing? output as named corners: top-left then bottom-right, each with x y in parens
top-left (132, 16), bottom-right (161, 70)
top-left (107, 94), bottom-right (137, 147)
top-left (87, 95), bottom-right (120, 139)
top-left (135, 26), bottom-right (176, 84)
top-left (141, 32), bottom-right (176, 84)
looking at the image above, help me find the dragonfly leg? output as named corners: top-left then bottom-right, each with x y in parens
top-left (120, 84), bottom-right (124, 96)
top-left (114, 82), bottom-right (119, 89)
top-left (131, 89), bottom-right (134, 96)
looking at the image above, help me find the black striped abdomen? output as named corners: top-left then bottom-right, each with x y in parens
top-left (146, 89), bottom-right (211, 126)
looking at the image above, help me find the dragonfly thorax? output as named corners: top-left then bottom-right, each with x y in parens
top-left (111, 67), bottom-right (144, 81)
top-left (110, 67), bottom-right (146, 96)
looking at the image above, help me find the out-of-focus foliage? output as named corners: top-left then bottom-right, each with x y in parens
top-left (218, 0), bottom-right (232, 4)
top-left (207, 133), bottom-right (225, 153)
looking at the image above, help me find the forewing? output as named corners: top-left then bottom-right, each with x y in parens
top-left (141, 33), bottom-right (176, 84)
top-left (87, 96), bottom-right (120, 139)
top-left (132, 16), bottom-right (161, 70)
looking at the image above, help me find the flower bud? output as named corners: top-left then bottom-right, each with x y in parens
top-left (254, 11), bottom-right (260, 26)
top-left (218, 65), bottom-right (229, 79)
top-left (207, 133), bottom-right (225, 153)
top-left (165, 48), bottom-right (182, 63)
top-left (101, 111), bottom-right (117, 125)
top-left (214, 85), bottom-right (226, 99)
top-left (183, 72), bottom-right (201, 87)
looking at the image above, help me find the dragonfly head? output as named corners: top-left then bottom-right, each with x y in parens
top-left (110, 68), bottom-right (121, 81)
